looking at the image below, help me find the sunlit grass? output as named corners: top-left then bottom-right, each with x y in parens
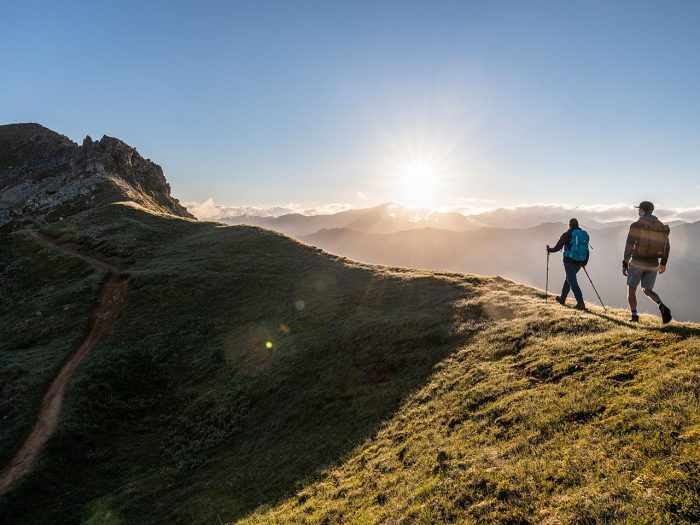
top-left (240, 290), bottom-right (700, 524)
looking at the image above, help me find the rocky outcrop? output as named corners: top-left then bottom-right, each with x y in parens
top-left (0, 123), bottom-right (194, 229)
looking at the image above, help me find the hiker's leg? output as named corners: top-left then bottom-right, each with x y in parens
top-left (628, 286), bottom-right (638, 311)
top-left (639, 266), bottom-right (671, 321)
top-left (560, 279), bottom-right (570, 300)
top-left (565, 263), bottom-right (584, 305)
top-left (642, 287), bottom-right (661, 305)
top-left (640, 269), bottom-right (660, 303)
top-left (626, 264), bottom-right (644, 313)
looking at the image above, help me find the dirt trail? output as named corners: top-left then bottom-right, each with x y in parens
top-left (28, 230), bottom-right (121, 273)
top-left (0, 233), bottom-right (129, 493)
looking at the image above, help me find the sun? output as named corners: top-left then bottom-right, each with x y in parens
top-left (377, 124), bottom-right (457, 209)
top-left (397, 159), bottom-right (439, 209)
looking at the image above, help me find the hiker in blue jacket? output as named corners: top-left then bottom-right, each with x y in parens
top-left (546, 218), bottom-right (589, 310)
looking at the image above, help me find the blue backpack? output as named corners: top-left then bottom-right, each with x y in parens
top-left (565, 228), bottom-right (589, 262)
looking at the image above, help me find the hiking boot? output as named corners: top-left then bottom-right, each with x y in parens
top-left (659, 303), bottom-right (672, 324)
top-left (630, 313), bottom-right (639, 322)
top-left (555, 296), bottom-right (565, 305)
top-left (574, 303), bottom-right (586, 311)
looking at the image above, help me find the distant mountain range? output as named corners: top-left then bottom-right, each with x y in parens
top-left (217, 202), bottom-right (693, 238)
top-left (217, 203), bottom-right (483, 236)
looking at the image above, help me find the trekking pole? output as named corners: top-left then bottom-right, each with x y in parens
top-left (545, 251), bottom-right (549, 302)
top-left (583, 267), bottom-right (606, 311)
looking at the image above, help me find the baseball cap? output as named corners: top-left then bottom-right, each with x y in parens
top-left (635, 201), bottom-right (654, 214)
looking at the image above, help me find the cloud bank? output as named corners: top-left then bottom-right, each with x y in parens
top-left (472, 203), bottom-right (700, 227)
top-left (184, 198), bottom-right (354, 221)
top-left (185, 198), bottom-right (700, 225)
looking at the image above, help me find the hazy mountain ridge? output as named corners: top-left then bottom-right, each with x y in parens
top-left (219, 203), bottom-right (486, 237)
top-left (0, 123), bottom-right (193, 229)
top-left (215, 202), bottom-right (699, 237)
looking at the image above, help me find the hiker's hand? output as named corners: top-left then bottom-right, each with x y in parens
top-left (658, 264), bottom-right (666, 274)
top-left (622, 267), bottom-right (629, 276)
top-left (546, 245), bottom-right (550, 252)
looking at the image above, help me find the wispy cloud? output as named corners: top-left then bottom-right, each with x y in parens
top-left (184, 198), bottom-right (353, 220)
top-left (667, 206), bottom-right (700, 222)
top-left (469, 203), bottom-right (700, 226)
top-left (453, 197), bottom-right (500, 216)
top-left (357, 191), bottom-right (369, 200)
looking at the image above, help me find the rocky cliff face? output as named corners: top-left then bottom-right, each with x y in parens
top-left (0, 123), bottom-right (194, 229)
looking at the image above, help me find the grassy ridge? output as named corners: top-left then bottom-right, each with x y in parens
top-left (1, 203), bottom-right (699, 524)
top-left (240, 292), bottom-right (700, 524)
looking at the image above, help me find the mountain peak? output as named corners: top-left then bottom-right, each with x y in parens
top-left (0, 123), bottom-right (193, 229)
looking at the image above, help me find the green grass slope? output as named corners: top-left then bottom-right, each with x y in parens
top-left (1, 202), bottom-right (699, 524)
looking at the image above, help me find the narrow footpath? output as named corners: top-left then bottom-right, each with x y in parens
top-left (0, 231), bottom-right (129, 493)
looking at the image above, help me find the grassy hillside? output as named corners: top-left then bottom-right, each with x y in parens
top-left (241, 293), bottom-right (700, 524)
top-left (1, 203), bottom-right (699, 524)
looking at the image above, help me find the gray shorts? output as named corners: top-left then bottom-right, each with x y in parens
top-left (627, 264), bottom-right (658, 289)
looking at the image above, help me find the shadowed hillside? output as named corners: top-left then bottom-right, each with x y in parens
top-left (1, 203), bottom-right (485, 524)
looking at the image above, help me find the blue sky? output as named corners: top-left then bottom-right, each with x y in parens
top-left (2, 0), bottom-right (700, 211)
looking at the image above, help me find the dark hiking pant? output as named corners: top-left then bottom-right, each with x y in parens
top-left (561, 262), bottom-right (584, 305)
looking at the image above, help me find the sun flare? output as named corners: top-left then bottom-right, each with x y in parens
top-left (398, 160), bottom-right (439, 208)
top-left (379, 125), bottom-right (457, 210)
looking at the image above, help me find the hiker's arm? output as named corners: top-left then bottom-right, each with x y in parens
top-left (660, 236), bottom-right (670, 266)
top-left (547, 232), bottom-right (568, 253)
top-left (658, 237), bottom-right (669, 273)
top-left (622, 224), bottom-right (636, 268)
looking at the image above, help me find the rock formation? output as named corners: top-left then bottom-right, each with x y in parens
top-left (0, 123), bottom-right (194, 229)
